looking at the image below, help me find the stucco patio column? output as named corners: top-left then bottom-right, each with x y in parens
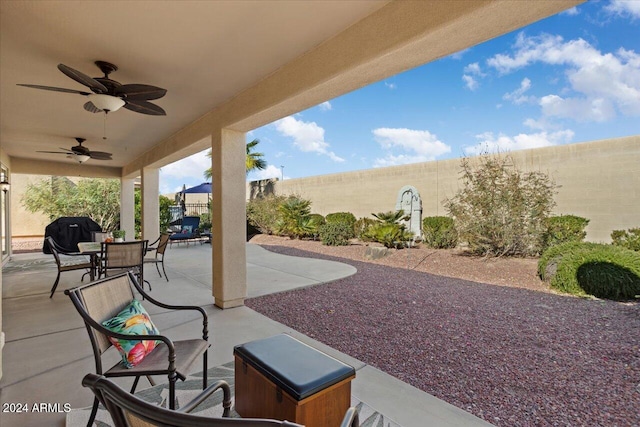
top-left (120, 177), bottom-right (135, 240)
top-left (211, 129), bottom-right (247, 308)
top-left (141, 167), bottom-right (160, 244)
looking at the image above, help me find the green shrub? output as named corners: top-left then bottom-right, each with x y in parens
top-left (538, 241), bottom-right (598, 281)
top-left (550, 243), bottom-right (640, 300)
top-left (319, 222), bottom-right (353, 246)
top-left (611, 228), bottom-right (640, 252)
top-left (372, 210), bottom-right (409, 224)
top-left (307, 214), bottom-right (326, 240)
top-left (354, 217), bottom-right (377, 241)
top-left (325, 212), bottom-right (356, 226)
top-left (445, 154), bottom-right (556, 257)
top-left (542, 215), bottom-right (589, 250)
top-left (246, 194), bottom-right (287, 234)
top-left (276, 196), bottom-right (314, 239)
top-left (422, 216), bottom-right (458, 249)
top-left (363, 223), bottom-right (413, 249)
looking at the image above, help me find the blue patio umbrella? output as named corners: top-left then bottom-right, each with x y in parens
top-left (182, 182), bottom-right (212, 194)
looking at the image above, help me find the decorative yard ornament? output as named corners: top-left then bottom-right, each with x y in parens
top-left (395, 185), bottom-right (422, 240)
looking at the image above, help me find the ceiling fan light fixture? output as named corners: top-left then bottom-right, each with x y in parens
top-left (88, 94), bottom-right (125, 112)
top-left (67, 154), bottom-right (90, 163)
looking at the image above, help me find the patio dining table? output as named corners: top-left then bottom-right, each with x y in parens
top-left (77, 241), bottom-right (102, 281)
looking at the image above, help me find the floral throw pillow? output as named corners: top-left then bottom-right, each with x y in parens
top-left (181, 225), bottom-right (193, 234)
top-left (102, 299), bottom-right (162, 368)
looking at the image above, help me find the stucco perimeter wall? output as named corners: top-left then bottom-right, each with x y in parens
top-left (261, 136), bottom-right (639, 243)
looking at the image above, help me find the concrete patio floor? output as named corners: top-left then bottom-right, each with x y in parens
top-left (0, 242), bottom-right (492, 427)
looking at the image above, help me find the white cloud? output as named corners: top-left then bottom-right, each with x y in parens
top-left (486, 32), bottom-right (640, 120)
top-left (160, 150), bottom-right (210, 181)
top-left (385, 82), bottom-right (397, 90)
top-left (450, 47), bottom-right (471, 60)
top-left (318, 101), bottom-right (332, 111)
top-left (274, 116), bottom-right (344, 162)
top-left (372, 127), bottom-right (451, 167)
top-left (464, 129), bottom-right (574, 155)
top-left (249, 164), bottom-right (285, 181)
top-left (561, 6), bottom-right (580, 16)
top-left (462, 74), bottom-right (479, 91)
top-left (539, 94), bottom-right (616, 122)
top-left (462, 62), bottom-right (485, 91)
top-left (605, 0), bottom-right (640, 19)
top-left (464, 62), bottom-right (483, 75)
top-left (503, 77), bottom-right (535, 105)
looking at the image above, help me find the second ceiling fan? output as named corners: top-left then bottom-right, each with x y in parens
top-left (18, 61), bottom-right (167, 116)
top-left (37, 137), bottom-right (112, 164)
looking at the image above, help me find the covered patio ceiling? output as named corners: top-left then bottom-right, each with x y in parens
top-left (0, 0), bottom-right (582, 178)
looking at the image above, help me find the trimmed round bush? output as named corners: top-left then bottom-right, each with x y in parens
top-left (422, 216), bottom-right (458, 249)
top-left (325, 212), bottom-right (356, 226)
top-left (538, 241), bottom-right (598, 281)
top-left (549, 243), bottom-right (640, 300)
top-left (542, 215), bottom-right (589, 250)
top-left (319, 222), bottom-right (353, 246)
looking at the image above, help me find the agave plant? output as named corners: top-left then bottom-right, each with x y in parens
top-left (371, 210), bottom-right (410, 224)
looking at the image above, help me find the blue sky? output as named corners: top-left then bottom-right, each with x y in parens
top-left (159, 0), bottom-right (640, 194)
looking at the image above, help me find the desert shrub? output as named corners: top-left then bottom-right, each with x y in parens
top-left (422, 216), bottom-right (458, 249)
top-left (550, 243), bottom-right (640, 300)
top-left (445, 154), bottom-right (556, 257)
top-left (276, 196), bottom-right (314, 239)
top-left (307, 214), bottom-right (326, 240)
top-left (372, 210), bottom-right (409, 224)
top-left (611, 228), bottom-right (640, 252)
top-left (354, 217), bottom-right (377, 241)
top-left (542, 215), bottom-right (589, 250)
top-left (246, 194), bottom-right (287, 234)
top-left (363, 223), bottom-right (413, 249)
top-left (319, 222), bottom-right (353, 246)
top-left (538, 241), bottom-right (598, 281)
top-left (325, 212), bottom-right (356, 227)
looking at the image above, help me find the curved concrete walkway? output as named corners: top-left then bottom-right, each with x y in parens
top-left (246, 243), bottom-right (357, 297)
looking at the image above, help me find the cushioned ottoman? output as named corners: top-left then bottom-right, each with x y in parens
top-left (234, 334), bottom-right (355, 427)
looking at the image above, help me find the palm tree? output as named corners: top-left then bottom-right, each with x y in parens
top-left (203, 138), bottom-right (266, 180)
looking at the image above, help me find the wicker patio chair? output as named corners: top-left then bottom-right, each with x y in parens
top-left (65, 272), bottom-right (210, 427)
top-left (82, 373), bottom-right (360, 427)
top-left (45, 236), bottom-right (93, 298)
top-left (145, 233), bottom-right (170, 281)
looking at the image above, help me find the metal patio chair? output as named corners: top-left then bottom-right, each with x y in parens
top-left (99, 240), bottom-right (148, 288)
top-left (145, 233), bottom-right (170, 281)
top-left (65, 272), bottom-right (210, 427)
top-left (82, 373), bottom-right (360, 427)
top-left (45, 236), bottom-right (93, 298)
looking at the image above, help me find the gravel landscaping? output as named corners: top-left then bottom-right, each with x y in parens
top-left (247, 236), bottom-right (640, 427)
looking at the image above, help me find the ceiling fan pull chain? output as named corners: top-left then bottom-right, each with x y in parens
top-left (103, 111), bottom-right (108, 140)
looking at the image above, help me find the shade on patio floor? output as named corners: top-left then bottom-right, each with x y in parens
top-left (0, 243), bottom-right (492, 427)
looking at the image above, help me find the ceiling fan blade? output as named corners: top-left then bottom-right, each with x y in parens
top-left (83, 101), bottom-right (103, 113)
top-left (58, 63), bottom-right (108, 93)
top-left (17, 84), bottom-right (91, 96)
top-left (124, 100), bottom-right (166, 116)
top-left (88, 151), bottom-right (112, 160)
top-left (117, 84), bottom-right (167, 101)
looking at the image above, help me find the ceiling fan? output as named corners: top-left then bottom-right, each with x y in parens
top-left (18, 61), bottom-right (166, 116)
top-left (37, 138), bottom-right (113, 164)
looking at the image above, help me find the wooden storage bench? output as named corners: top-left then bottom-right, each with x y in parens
top-left (234, 334), bottom-right (356, 427)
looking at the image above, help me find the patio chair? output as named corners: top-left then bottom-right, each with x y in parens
top-left (169, 216), bottom-right (201, 246)
top-left (82, 373), bottom-right (360, 427)
top-left (145, 233), bottom-right (170, 281)
top-left (45, 236), bottom-right (93, 298)
top-left (65, 272), bottom-right (210, 427)
top-left (99, 240), bottom-right (148, 288)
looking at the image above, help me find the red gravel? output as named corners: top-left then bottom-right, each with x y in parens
top-left (246, 240), bottom-right (640, 427)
